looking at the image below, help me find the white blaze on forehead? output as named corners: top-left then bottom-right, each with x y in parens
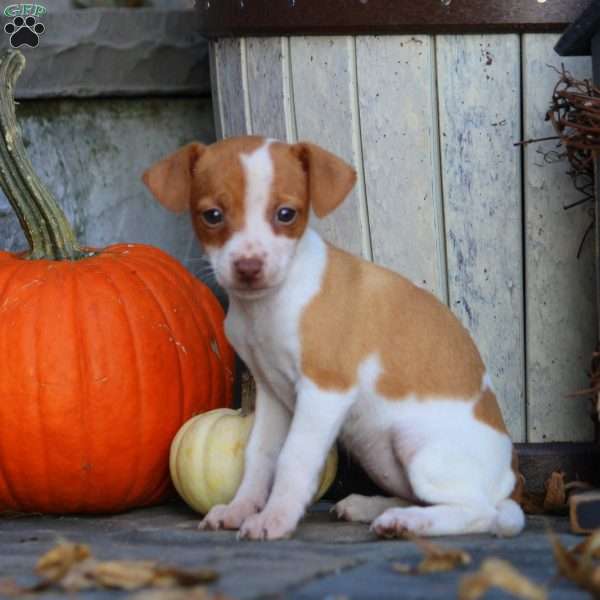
top-left (239, 140), bottom-right (274, 245)
top-left (215, 138), bottom-right (297, 290)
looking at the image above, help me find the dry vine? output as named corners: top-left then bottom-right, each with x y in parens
top-left (519, 67), bottom-right (600, 422)
top-left (546, 66), bottom-right (599, 255)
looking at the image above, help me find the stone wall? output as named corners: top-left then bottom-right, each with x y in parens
top-left (0, 8), bottom-right (220, 298)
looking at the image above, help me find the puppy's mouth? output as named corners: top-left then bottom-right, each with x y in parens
top-left (230, 280), bottom-right (273, 293)
top-left (229, 282), bottom-right (275, 300)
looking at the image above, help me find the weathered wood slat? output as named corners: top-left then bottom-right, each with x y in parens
top-left (290, 36), bottom-right (370, 257)
top-left (356, 35), bottom-right (446, 301)
top-left (212, 38), bottom-right (248, 137)
top-left (245, 37), bottom-right (288, 140)
top-left (523, 34), bottom-right (596, 443)
top-left (208, 43), bottom-right (224, 140)
top-left (437, 34), bottom-right (525, 441)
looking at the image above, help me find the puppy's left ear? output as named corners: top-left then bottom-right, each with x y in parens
top-left (293, 142), bottom-right (357, 218)
top-left (142, 142), bottom-right (206, 213)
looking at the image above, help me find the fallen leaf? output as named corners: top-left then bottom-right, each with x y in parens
top-left (392, 537), bottom-right (471, 575)
top-left (152, 565), bottom-right (219, 588)
top-left (15, 541), bottom-right (220, 595)
top-left (572, 530), bottom-right (600, 558)
top-left (131, 587), bottom-right (231, 600)
top-left (129, 589), bottom-right (213, 600)
top-left (551, 530), bottom-right (600, 596)
top-left (59, 559), bottom-right (220, 592)
top-left (519, 472), bottom-right (588, 515)
top-left (520, 492), bottom-right (545, 515)
top-left (90, 560), bottom-right (159, 590)
top-left (543, 472), bottom-right (567, 514)
top-left (458, 558), bottom-right (547, 600)
top-left (36, 541), bottom-right (91, 582)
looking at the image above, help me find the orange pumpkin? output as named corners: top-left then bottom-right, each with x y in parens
top-left (0, 50), bottom-right (234, 513)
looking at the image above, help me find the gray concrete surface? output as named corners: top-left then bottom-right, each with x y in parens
top-left (0, 10), bottom-right (209, 98)
top-left (0, 503), bottom-right (590, 599)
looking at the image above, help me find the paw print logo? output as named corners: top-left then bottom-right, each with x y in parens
top-left (4, 16), bottom-right (45, 48)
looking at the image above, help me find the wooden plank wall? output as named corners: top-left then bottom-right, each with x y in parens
top-left (437, 34), bottom-right (525, 440)
top-left (210, 34), bottom-right (595, 443)
top-left (522, 35), bottom-right (596, 442)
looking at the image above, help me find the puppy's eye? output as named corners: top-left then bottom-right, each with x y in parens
top-left (276, 207), bottom-right (297, 225)
top-left (201, 208), bottom-right (224, 227)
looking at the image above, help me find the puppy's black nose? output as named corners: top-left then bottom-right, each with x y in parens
top-left (234, 257), bottom-right (264, 282)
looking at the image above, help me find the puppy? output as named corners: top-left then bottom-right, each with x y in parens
top-left (143, 136), bottom-right (525, 540)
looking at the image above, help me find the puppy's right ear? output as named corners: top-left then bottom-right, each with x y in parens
top-left (142, 142), bottom-right (206, 213)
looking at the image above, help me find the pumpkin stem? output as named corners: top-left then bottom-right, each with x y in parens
top-left (240, 372), bottom-right (256, 416)
top-left (0, 50), bottom-right (86, 260)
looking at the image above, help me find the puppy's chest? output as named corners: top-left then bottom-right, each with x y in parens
top-left (226, 304), bottom-right (301, 404)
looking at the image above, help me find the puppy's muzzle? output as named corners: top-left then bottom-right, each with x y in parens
top-left (234, 256), bottom-right (264, 284)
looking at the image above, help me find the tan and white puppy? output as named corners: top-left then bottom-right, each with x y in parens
top-left (143, 136), bottom-right (525, 540)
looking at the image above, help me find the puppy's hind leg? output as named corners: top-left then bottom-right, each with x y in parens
top-left (371, 437), bottom-right (524, 538)
top-left (333, 495), bottom-right (411, 524)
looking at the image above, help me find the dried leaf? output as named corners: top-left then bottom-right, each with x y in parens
top-left (520, 471), bottom-right (583, 515)
top-left (392, 537), bottom-right (471, 575)
top-left (91, 560), bottom-right (158, 590)
top-left (573, 530), bottom-right (600, 558)
top-left (543, 472), bottom-right (567, 513)
top-left (551, 530), bottom-right (600, 596)
top-left (152, 566), bottom-right (219, 587)
top-left (59, 559), bottom-right (219, 592)
top-left (458, 558), bottom-right (547, 600)
top-left (25, 542), bottom-right (219, 594)
top-left (59, 558), bottom-right (98, 592)
top-left (36, 542), bottom-right (91, 582)
top-left (520, 492), bottom-right (546, 515)
top-left (129, 589), bottom-right (213, 600)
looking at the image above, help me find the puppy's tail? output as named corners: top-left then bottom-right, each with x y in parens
top-left (491, 498), bottom-right (525, 537)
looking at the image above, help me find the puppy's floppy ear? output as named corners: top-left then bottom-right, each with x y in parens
top-left (292, 142), bottom-right (357, 218)
top-left (142, 142), bottom-right (206, 213)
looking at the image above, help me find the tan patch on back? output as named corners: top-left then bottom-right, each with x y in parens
top-left (300, 245), bottom-right (486, 400)
top-left (473, 387), bottom-right (508, 433)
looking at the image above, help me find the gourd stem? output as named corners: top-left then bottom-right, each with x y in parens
top-left (240, 372), bottom-right (256, 416)
top-left (0, 50), bottom-right (85, 260)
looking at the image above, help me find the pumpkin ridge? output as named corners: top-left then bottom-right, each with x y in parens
top-left (198, 415), bottom-right (217, 512)
top-left (0, 258), bottom-right (35, 510)
top-left (127, 254), bottom-right (226, 413)
top-left (70, 265), bottom-right (93, 511)
top-left (89, 259), bottom-right (145, 509)
top-left (33, 263), bottom-right (52, 512)
top-left (131, 255), bottom-right (219, 394)
top-left (121, 260), bottom-right (187, 449)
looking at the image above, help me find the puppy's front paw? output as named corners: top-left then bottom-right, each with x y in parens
top-left (199, 499), bottom-right (261, 531)
top-left (238, 508), bottom-right (298, 541)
